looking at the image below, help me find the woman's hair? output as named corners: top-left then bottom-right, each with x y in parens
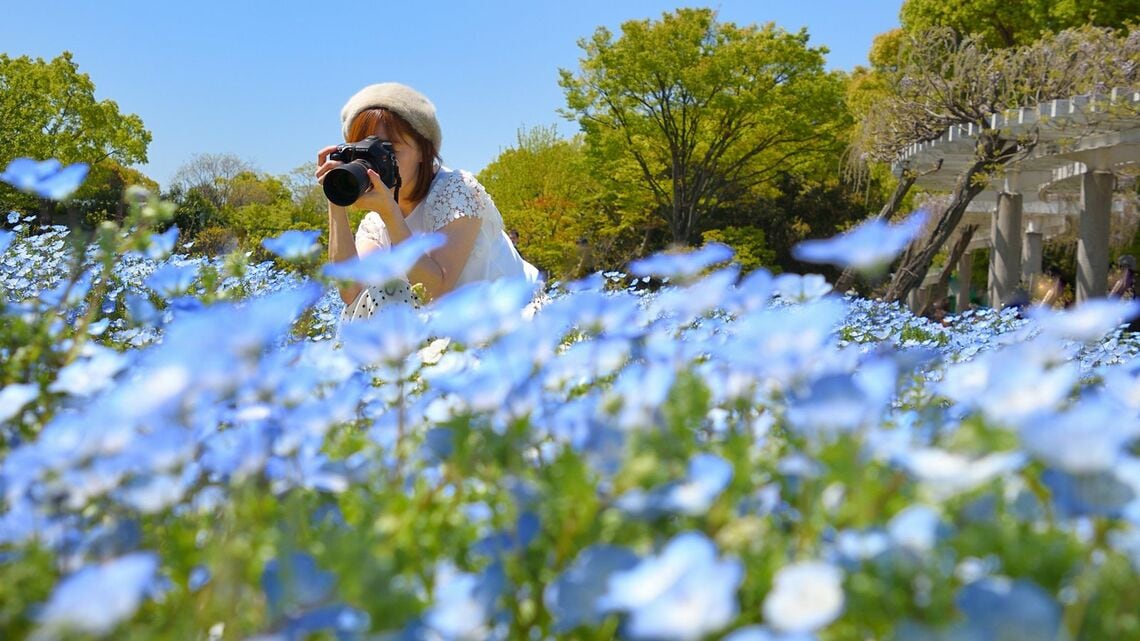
top-left (347, 108), bottom-right (439, 204)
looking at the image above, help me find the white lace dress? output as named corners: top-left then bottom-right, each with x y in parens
top-left (341, 167), bottom-right (540, 321)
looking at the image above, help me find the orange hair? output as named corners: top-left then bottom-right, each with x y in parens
top-left (347, 108), bottom-right (438, 204)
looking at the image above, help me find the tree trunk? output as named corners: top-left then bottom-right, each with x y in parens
top-left (883, 160), bottom-right (989, 303)
top-left (918, 224), bottom-right (977, 317)
top-left (833, 170), bottom-right (919, 292)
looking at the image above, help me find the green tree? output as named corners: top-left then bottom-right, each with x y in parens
top-left (560, 8), bottom-right (850, 246)
top-left (0, 52), bottom-right (151, 219)
top-left (480, 127), bottom-right (591, 278)
top-left (900, 0), bottom-right (1140, 48)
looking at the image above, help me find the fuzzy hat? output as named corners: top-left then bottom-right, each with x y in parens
top-left (340, 82), bottom-right (442, 151)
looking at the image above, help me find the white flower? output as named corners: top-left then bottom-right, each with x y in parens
top-left (762, 561), bottom-right (844, 634)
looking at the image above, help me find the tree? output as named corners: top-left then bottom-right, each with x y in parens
top-left (900, 0), bottom-right (1140, 49)
top-left (480, 127), bottom-right (584, 277)
top-left (560, 8), bottom-right (850, 245)
top-left (169, 153), bottom-right (257, 211)
top-left (0, 52), bottom-right (151, 218)
top-left (853, 27), bottom-right (1140, 303)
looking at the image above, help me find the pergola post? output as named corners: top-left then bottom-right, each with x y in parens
top-left (956, 250), bottom-right (972, 312)
top-left (989, 173), bottom-right (1023, 307)
top-left (1022, 221), bottom-right (1043, 288)
top-left (1076, 169), bottom-right (1114, 302)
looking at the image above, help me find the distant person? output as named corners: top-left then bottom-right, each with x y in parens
top-left (1110, 255), bottom-right (1136, 300)
top-left (1038, 268), bottom-right (1066, 309)
top-left (316, 82), bottom-right (540, 321)
top-left (508, 229), bottom-right (520, 244)
top-left (1110, 255), bottom-right (1139, 332)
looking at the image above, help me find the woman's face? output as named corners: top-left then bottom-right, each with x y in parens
top-left (373, 121), bottom-right (423, 201)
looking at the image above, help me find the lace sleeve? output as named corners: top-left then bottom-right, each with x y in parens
top-left (355, 212), bottom-right (390, 249)
top-left (425, 171), bottom-right (489, 232)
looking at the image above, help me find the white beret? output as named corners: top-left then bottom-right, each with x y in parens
top-left (340, 82), bottom-right (442, 151)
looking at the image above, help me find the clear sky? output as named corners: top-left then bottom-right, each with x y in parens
top-left (0, 1), bottom-right (901, 190)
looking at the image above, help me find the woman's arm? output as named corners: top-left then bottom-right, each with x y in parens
top-left (360, 168), bottom-right (482, 301)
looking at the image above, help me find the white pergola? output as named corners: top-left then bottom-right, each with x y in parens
top-left (895, 88), bottom-right (1140, 309)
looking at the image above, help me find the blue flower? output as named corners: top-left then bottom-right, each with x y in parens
top-left (629, 243), bottom-right (734, 280)
top-left (1042, 468), bottom-right (1135, 518)
top-left (145, 226), bottom-right (180, 260)
top-left (0, 383), bottom-right (39, 423)
top-left (423, 561), bottom-right (505, 641)
top-left (954, 578), bottom-right (1063, 640)
top-left (35, 552), bottom-right (158, 638)
top-left (544, 545), bottom-right (640, 633)
top-left (338, 302), bottom-right (427, 366)
top-left (1020, 396), bottom-right (1140, 474)
top-left (144, 263), bottom-right (200, 297)
top-left (322, 233), bottom-right (445, 286)
top-left (773, 273), bottom-right (833, 302)
top-left (262, 229), bottom-right (322, 261)
top-left (1030, 298), bottom-right (1140, 341)
top-left (601, 531), bottom-right (742, 641)
top-left (48, 346), bottom-right (129, 397)
top-left (887, 505), bottom-right (944, 555)
top-left (0, 229), bottom-right (14, 256)
top-left (0, 158), bottom-right (89, 200)
top-left (762, 560), bottom-right (844, 634)
top-left (261, 552), bottom-right (337, 621)
top-left (792, 210), bottom-right (928, 274)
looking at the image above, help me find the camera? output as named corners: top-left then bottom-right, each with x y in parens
top-left (323, 136), bottom-right (401, 206)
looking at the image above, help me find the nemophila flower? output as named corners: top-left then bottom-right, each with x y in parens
top-left (762, 560), bottom-right (844, 634)
top-left (1031, 298), bottom-right (1140, 342)
top-left (261, 552), bottom-right (336, 621)
top-left (261, 229), bottom-right (322, 261)
top-left (0, 157), bottom-right (89, 200)
top-left (48, 346), bottom-right (128, 397)
top-left (544, 545), bottom-right (640, 633)
top-left (35, 552), bottom-right (158, 639)
top-left (895, 447), bottom-right (1027, 500)
top-left (0, 229), bottom-right (13, 256)
top-left (6, 210), bottom-right (20, 224)
top-left (117, 469), bottom-right (196, 513)
top-left (834, 528), bottom-right (890, 563)
top-left (0, 383), bottom-right (39, 422)
top-left (145, 226), bottom-right (180, 260)
top-left (792, 209), bottom-right (928, 274)
top-left (937, 342), bottom-right (1079, 427)
top-left (144, 263), bottom-right (199, 297)
top-left (646, 267), bottom-right (739, 323)
top-left (1019, 396), bottom-right (1140, 474)
top-left (664, 453), bottom-right (735, 515)
top-left (424, 562), bottom-right (505, 641)
top-left (887, 504), bottom-right (945, 555)
top-left (628, 242), bottom-right (734, 280)
top-left (601, 531), bottom-right (742, 641)
top-left (280, 603), bottom-right (371, 640)
top-left (772, 273), bottom-right (833, 302)
top-left (723, 627), bottom-right (817, 641)
top-left (322, 232), bottom-right (445, 285)
top-left (339, 302), bottom-right (426, 366)
top-left (953, 577), bottom-right (1064, 641)
top-left (784, 370), bottom-right (892, 441)
top-left (426, 276), bottom-right (537, 345)
top-left (1042, 467), bottom-right (1135, 518)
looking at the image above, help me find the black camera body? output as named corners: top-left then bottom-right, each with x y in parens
top-left (323, 136), bottom-right (401, 206)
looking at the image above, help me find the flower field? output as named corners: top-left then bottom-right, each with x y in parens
top-left (3, 185), bottom-right (1140, 640)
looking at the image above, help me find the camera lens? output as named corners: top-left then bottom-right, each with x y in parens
top-left (323, 161), bottom-right (371, 206)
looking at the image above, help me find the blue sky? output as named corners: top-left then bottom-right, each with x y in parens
top-left (1, 1), bottom-right (901, 190)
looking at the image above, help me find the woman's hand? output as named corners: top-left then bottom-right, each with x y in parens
top-left (315, 146), bottom-right (400, 219)
top-left (353, 168), bottom-right (401, 220)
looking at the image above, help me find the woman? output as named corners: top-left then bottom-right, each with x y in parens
top-left (316, 82), bottom-right (539, 320)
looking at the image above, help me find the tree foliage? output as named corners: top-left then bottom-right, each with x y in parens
top-left (0, 51), bottom-right (151, 218)
top-left (560, 8), bottom-right (850, 245)
top-left (899, 0), bottom-right (1140, 49)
